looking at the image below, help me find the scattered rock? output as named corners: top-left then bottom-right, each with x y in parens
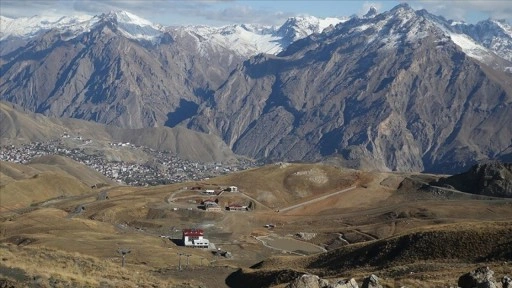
top-left (329, 278), bottom-right (358, 288)
top-left (458, 266), bottom-right (499, 288)
top-left (503, 275), bottom-right (512, 288)
top-left (296, 232), bottom-right (317, 241)
top-left (96, 191), bottom-right (109, 200)
top-left (362, 274), bottom-right (382, 288)
top-left (287, 274), bottom-right (359, 288)
top-left (287, 274), bottom-right (321, 288)
top-left (67, 204), bottom-right (86, 218)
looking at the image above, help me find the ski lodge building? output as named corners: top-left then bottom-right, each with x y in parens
top-left (182, 229), bottom-right (210, 248)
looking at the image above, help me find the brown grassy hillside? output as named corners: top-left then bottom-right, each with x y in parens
top-left (1, 163), bottom-right (512, 287)
top-left (205, 163), bottom-right (363, 208)
top-left (0, 156), bottom-right (115, 211)
top-left (0, 101), bottom-right (235, 162)
top-left (228, 221), bottom-right (512, 288)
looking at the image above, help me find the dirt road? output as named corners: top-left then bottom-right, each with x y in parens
top-left (278, 185), bottom-right (357, 213)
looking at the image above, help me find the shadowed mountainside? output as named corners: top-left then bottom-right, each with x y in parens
top-left (186, 5), bottom-right (512, 173)
top-left (433, 162), bottom-right (512, 197)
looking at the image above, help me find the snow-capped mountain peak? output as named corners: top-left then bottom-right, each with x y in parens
top-left (171, 15), bottom-right (347, 57)
top-left (0, 10), bottom-right (165, 43)
top-left (447, 18), bottom-right (512, 62)
top-left (277, 15), bottom-right (347, 43)
top-left (1, 7), bottom-right (510, 68)
top-left (492, 19), bottom-right (512, 37)
top-left (363, 6), bottom-right (378, 18)
top-left (96, 10), bottom-right (164, 42)
top-left (104, 10), bottom-right (155, 27)
top-left (0, 14), bottom-right (97, 40)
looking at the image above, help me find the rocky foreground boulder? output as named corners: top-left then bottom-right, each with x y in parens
top-left (458, 266), bottom-right (512, 288)
top-left (502, 276), bottom-right (512, 288)
top-left (286, 268), bottom-right (511, 288)
top-left (286, 273), bottom-right (387, 288)
top-left (362, 274), bottom-right (383, 288)
top-left (286, 274), bottom-right (359, 288)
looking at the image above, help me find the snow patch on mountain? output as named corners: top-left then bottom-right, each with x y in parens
top-left (1, 12), bottom-right (345, 56)
top-left (493, 20), bottom-right (512, 38)
top-left (0, 11), bottom-right (164, 42)
top-left (176, 16), bottom-right (347, 57)
top-left (0, 14), bottom-right (97, 40)
top-left (449, 33), bottom-right (490, 61)
top-left (277, 15), bottom-right (348, 44)
top-left (178, 24), bottom-right (283, 56)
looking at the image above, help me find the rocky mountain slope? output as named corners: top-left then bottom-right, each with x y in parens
top-left (451, 18), bottom-right (512, 63)
top-left (0, 11), bottom-right (343, 129)
top-left (0, 12), bottom-right (237, 128)
top-left (186, 4), bottom-right (512, 172)
top-left (1, 6), bottom-right (512, 172)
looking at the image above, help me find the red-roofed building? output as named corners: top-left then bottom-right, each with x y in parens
top-left (182, 229), bottom-right (209, 248)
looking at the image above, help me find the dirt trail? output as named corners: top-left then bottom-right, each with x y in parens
top-left (278, 186), bottom-right (357, 213)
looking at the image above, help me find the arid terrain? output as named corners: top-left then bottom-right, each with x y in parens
top-left (1, 158), bottom-right (511, 287)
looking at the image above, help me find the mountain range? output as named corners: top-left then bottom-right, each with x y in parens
top-left (1, 4), bottom-right (511, 172)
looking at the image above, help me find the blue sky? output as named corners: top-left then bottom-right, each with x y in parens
top-left (1, 1), bottom-right (511, 26)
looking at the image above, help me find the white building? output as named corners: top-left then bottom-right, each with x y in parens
top-left (203, 189), bottom-right (216, 195)
top-left (182, 229), bottom-right (210, 248)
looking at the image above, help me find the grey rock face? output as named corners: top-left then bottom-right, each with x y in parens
top-left (0, 16), bottom-right (245, 129)
top-left (458, 267), bottom-right (498, 288)
top-left (286, 274), bottom-right (359, 288)
top-left (451, 19), bottom-right (512, 62)
top-left (187, 6), bottom-right (512, 172)
top-left (0, 12), bottom-right (340, 131)
top-left (287, 274), bottom-right (321, 288)
top-left (330, 278), bottom-right (359, 288)
top-left (362, 274), bottom-right (382, 288)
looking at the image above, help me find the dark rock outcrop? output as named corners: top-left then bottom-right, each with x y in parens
top-left (362, 274), bottom-right (382, 288)
top-left (433, 162), bottom-right (512, 197)
top-left (503, 275), bottom-right (512, 288)
top-left (458, 267), bottom-right (499, 288)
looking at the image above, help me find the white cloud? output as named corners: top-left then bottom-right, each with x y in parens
top-left (408, 0), bottom-right (512, 22)
top-left (0, 0), bottom-right (294, 26)
top-left (194, 4), bottom-right (294, 25)
top-left (2, 0), bottom-right (510, 26)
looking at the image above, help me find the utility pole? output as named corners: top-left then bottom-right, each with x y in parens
top-left (185, 254), bottom-right (191, 269)
top-left (117, 248), bottom-right (131, 267)
top-left (177, 252), bottom-right (184, 271)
